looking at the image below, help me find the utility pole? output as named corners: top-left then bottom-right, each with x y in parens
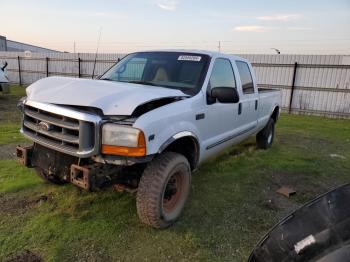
top-left (218, 41), bottom-right (221, 52)
top-left (74, 41), bottom-right (76, 53)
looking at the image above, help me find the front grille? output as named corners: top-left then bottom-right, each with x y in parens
top-left (21, 101), bottom-right (101, 157)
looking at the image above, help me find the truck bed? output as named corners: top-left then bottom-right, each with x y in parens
top-left (257, 87), bottom-right (282, 127)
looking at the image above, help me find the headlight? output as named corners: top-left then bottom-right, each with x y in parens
top-left (101, 124), bottom-right (146, 157)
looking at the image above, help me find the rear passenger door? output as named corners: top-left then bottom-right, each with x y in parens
top-left (235, 61), bottom-right (258, 134)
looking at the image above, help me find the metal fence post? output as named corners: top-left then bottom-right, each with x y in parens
top-left (17, 56), bottom-right (22, 85)
top-left (46, 57), bottom-right (49, 77)
top-left (289, 62), bottom-right (298, 114)
top-left (78, 57), bottom-right (81, 78)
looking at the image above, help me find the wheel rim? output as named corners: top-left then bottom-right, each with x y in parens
top-left (267, 130), bottom-right (273, 144)
top-left (162, 171), bottom-right (184, 214)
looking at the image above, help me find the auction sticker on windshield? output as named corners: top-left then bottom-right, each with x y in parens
top-left (178, 55), bottom-right (202, 62)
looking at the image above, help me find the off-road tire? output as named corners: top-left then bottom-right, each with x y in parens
top-left (35, 168), bottom-right (67, 185)
top-left (136, 152), bottom-right (191, 229)
top-left (256, 118), bottom-right (275, 149)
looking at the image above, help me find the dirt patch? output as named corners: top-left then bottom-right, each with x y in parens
top-left (6, 250), bottom-right (42, 262)
top-left (228, 142), bottom-right (256, 157)
top-left (260, 170), bottom-right (338, 215)
top-left (270, 171), bottom-right (335, 198)
top-left (0, 143), bottom-right (30, 160)
top-left (260, 185), bottom-right (299, 214)
top-left (0, 192), bottom-right (54, 215)
top-left (0, 194), bottom-right (30, 215)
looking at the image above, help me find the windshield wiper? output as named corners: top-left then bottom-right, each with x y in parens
top-left (127, 80), bottom-right (157, 86)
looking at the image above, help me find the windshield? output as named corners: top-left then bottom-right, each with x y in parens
top-left (100, 52), bottom-right (210, 95)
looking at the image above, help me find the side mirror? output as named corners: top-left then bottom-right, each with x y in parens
top-left (211, 87), bottom-right (240, 103)
top-left (1, 61), bottom-right (8, 71)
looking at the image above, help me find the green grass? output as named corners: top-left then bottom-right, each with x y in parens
top-left (0, 85), bottom-right (350, 261)
top-left (0, 85), bottom-right (27, 145)
top-left (0, 123), bottom-right (27, 145)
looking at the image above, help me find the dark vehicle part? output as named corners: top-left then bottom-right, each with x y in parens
top-left (17, 143), bottom-right (78, 184)
top-left (32, 143), bottom-right (78, 183)
top-left (16, 144), bottom-right (69, 184)
top-left (16, 145), bottom-right (34, 167)
top-left (159, 134), bottom-right (199, 171)
top-left (114, 183), bottom-right (138, 194)
top-left (210, 86), bottom-right (240, 103)
top-left (256, 118), bottom-right (275, 149)
top-left (70, 163), bottom-right (122, 191)
top-left (17, 143), bottom-right (136, 190)
top-left (1, 61), bottom-right (8, 71)
top-left (132, 97), bottom-right (184, 117)
top-left (35, 167), bottom-right (67, 184)
top-left (249, 183), bottom-right (350, 262)
top-left (136, 152), bottom-right (191, 229)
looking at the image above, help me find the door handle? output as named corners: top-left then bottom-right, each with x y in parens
top-left (238, 103), bottom-right (242, 115)
top-left (255, 100), bottom-right (258, 110)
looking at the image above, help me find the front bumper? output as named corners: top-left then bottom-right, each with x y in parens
top-left (16, 145), bottom-right (34, 167)
top-left (16, 144), bottom-right (129, 191)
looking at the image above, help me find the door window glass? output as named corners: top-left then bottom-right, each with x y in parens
top-left (209, 58), bottom-right (236, 89)
top-left (236, 61), bottom-right (254, 94)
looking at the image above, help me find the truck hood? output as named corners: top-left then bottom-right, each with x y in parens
top-left (26, 76), bottom-right (188, 115)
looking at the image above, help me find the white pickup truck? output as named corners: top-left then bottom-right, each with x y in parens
top-left (17, 50), bottom-right (281, 228)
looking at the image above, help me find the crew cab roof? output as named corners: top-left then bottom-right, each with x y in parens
top-left (135, 49), bottom-right (248, 62)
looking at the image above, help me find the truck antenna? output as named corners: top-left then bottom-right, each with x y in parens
top-left (92, 27), bottom-right (102, 79)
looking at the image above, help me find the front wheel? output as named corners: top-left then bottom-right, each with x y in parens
top-left (136, 152), bottom-right (191, 229)
top-left (256, 118), bottom-right (275, 149)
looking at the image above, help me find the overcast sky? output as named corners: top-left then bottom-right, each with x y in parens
top-left (1, 0), bottom-right (350, 54)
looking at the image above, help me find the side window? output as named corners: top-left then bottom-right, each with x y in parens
top-left (209, 58), bottom-right (236, 89)
top-left (236, 61), bottom-right (254, 94)
top-left (117, 57), bottom-right (146, 81)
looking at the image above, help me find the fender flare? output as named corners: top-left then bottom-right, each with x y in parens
top-left (158, 131), bottom-right (200, 169)
top-left (270, 105), bottom-right (280, 122)
top-left (158, 131), bottom-right (199, 153)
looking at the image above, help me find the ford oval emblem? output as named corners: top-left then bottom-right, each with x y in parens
top-left (38, 121), bottom-right (52, 131)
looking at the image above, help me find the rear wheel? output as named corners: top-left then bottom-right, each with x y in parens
top-left (136, 152), bottom-right (191, 229)
top-left (256, 118), bottom-right (275, 149)
top-left (35, 168), bottom-right (67, 185)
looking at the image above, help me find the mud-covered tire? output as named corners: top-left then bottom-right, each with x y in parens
top-left (35, 168), bottom-right (67, 185)
top-left (136, 152), bottom-right (191, 229)
top-left (256, 118), bottom-right (275, 149)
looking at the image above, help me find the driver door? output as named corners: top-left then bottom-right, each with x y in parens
top-left (201, 58), bottom-right (240, 155)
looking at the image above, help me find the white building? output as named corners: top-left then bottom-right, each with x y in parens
top-left (0, 35), bottom-right (60, 53)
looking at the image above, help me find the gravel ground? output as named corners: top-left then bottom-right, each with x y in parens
top-left (0, 142), bottom-right (31, 160)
